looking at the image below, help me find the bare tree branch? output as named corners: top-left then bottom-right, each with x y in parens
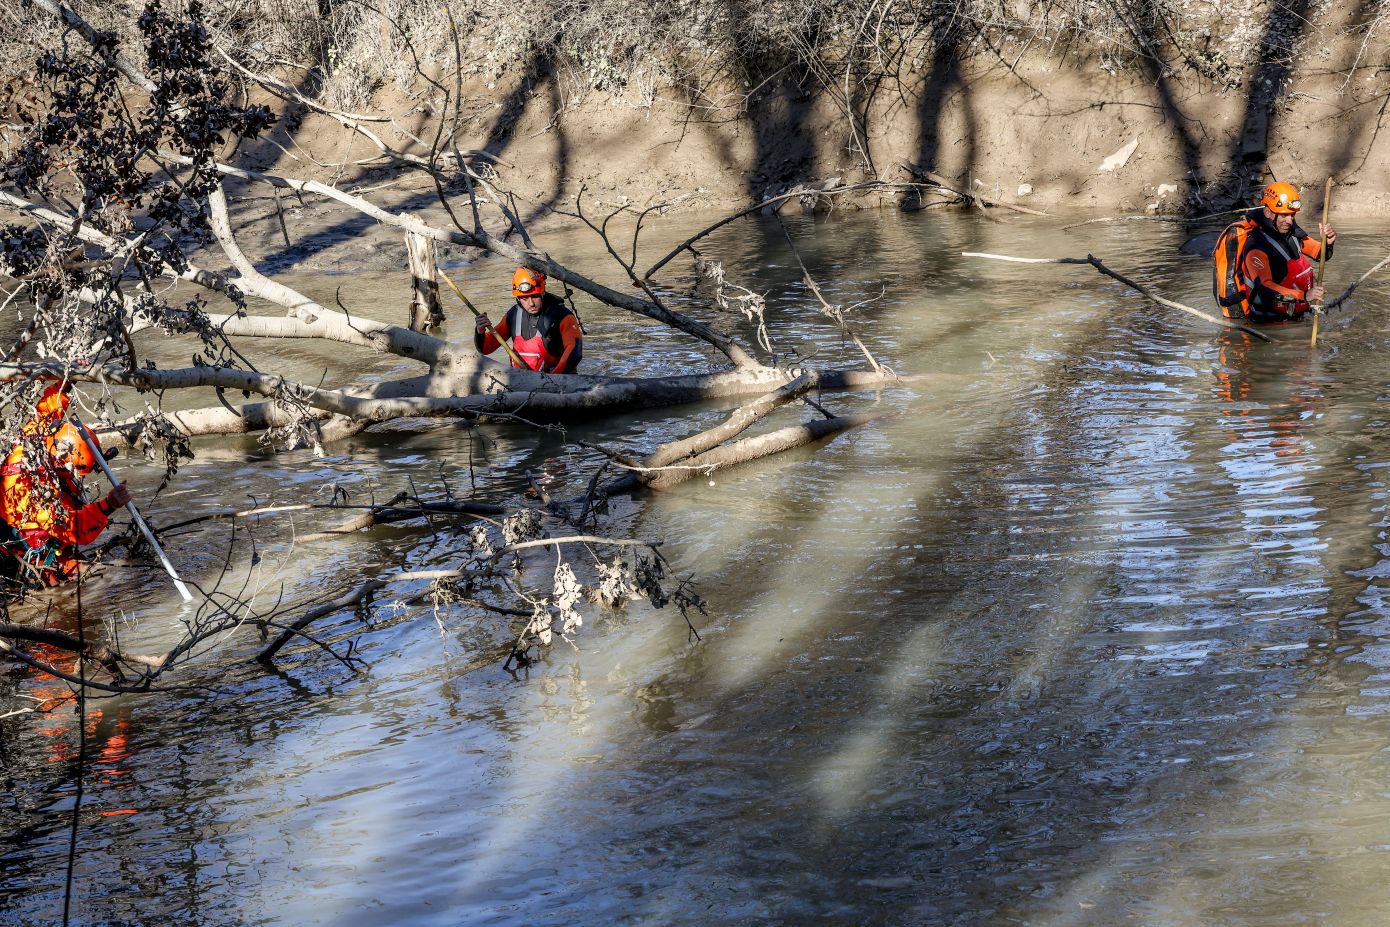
top-left (962, 251), bottom-right (1272, 341)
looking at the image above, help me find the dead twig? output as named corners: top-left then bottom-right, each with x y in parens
top-left (1060, 209), bottom-right (1243, 231)
top-left (643, 181), bottom-right (891, 280)
top-left (1325, 252), bottom-right (1390, 312)
top-left (256, 579), bottom-right (387, 663)
top-left (778, 219), bottom-right (890, 375)
top-left (900, 164), bottom-right (1051, 217)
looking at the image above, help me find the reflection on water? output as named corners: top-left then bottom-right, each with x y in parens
top-left (5, 212), bottom-right (1390, 924)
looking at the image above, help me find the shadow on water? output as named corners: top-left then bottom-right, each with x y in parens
top-left (421, 222), bottom-right (1390, 925)
top-left (9, 215), bottom-right (1390, 925)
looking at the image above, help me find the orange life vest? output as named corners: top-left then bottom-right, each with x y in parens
top-left (475, 293), bottom-right (583, 373)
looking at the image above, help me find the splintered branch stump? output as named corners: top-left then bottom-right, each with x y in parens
top-left (405, 232), bottom-right (445, 331)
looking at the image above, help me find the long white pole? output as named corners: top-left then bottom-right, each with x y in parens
top-left (75, 421), bottom-right (193, 602)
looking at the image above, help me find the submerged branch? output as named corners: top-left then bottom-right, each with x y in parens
top-left (581, 372), bottom-right (883, 500)
top-left (1326, 251), bottom-right (1390, 312)
top-left (297, 497), bottom-right (505, 543)
top-left (644, 181), bottom-right (892, 280)
top-left (256, 579), bottom-right (388, 663)
top-left (643, 413), bottom-right (881, 491)
top-left (0, 623), bottom-right (164, 675)
top-left (645, 371), bottom-right (821, 468)
top-left (0, 359), bottom-right (911, 445)
top-left (901, 166), bottom-right (1051, 218)
top-left (778, 220), bottom-right (888, 375)
top-left (1060, 210), bottom-right (1242, 232)
top-left (962, 251), bottom-right (1272, 341)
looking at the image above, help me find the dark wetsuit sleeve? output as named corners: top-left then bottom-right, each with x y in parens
top-left (551, 315), bottom-right (582, 374)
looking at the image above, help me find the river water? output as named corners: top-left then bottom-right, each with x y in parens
top-left (4, 208), bottom-right (1390, 925)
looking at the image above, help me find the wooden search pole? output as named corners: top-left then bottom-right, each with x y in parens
top-left (437, 267), bottom-right (527, 369)
top-left (75, 421), bottom-right (193, 602)
top-left (1311, 176), bottom-right (1332, 347)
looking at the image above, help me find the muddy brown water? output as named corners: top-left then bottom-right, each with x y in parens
top-left (4, 210), bottom-right (1390, 925)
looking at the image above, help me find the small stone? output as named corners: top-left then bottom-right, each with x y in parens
top-left (1156, 183), bottom-right (1179, 197)
top-left (1017, 184), bottom-right (1033, 197)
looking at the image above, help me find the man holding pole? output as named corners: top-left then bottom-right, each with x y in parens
top-left (0, 384), bottom-right (130, 587)
top-left (473, 268), bottom-right (584, 374)
top-left (1213, 182), bottom-right (1336, 324)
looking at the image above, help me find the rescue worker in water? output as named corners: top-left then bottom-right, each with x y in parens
top-left (1215, 181), bottom-right (1337, 323)
top-left (473, 268), bottom-right (583, 374)
top-left (0, 383), bottom-right (130, 587)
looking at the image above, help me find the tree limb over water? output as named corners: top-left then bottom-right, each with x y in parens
top-left (962, 252), bottom-right (1272, 342)
top-left (0, 0), bottom-right (899, 688)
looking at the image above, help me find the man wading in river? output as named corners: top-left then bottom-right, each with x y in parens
top-left (1214, 182), bottom-right (1337, 324)
top-left (0, 383), bottom-right (130, 587)
top-left (474, 268), bottom-right (583, 374)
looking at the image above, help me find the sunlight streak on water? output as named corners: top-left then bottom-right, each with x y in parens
top-left (9, 212), bottom-right (1390, 925)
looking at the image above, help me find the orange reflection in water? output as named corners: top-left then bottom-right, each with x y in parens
top-left (23, 643), bottom-right (140, 813)
top-left (1213, 328), bottom-right (1324, 463)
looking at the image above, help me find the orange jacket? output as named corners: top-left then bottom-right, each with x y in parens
top-left (2, 385), bottom-right (109, 549)
top-left (1241, 230), bottom-right (1324, 304)
top-left (1, 440), bottom-right (110, 548)
top-left (1214, 210), bottom-right (1331, 320)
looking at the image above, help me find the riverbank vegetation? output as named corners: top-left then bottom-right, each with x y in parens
top-left (8, 0), bottom-right (1390, 216)
top-left (0, 0), bottom-right (1344, 104)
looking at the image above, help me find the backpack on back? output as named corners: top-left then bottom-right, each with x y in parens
top-left (1213, 218), bottom-right (1257, 318)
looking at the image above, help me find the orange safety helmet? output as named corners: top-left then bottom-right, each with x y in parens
top-left (45, 423), bottom-right (100, 475)
top-left (1261, 181), bottom-right (1302, 215)
top-left (512, 267), bottom-right (546, 298)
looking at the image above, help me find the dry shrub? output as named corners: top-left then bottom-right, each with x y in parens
top-left (0, 0), bottom-right (1376, 112)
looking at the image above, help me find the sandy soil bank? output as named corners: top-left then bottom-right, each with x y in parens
top-left (223, 20), bottom-right (1390, 233)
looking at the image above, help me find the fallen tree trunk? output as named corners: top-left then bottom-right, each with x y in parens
top-left (643, 413), bottom-right (882, 490)
top-left (405, 232), bottom-right (445, 331)
top-left (33, 361), bottom-right (923, 445)
top-left (643, 370), bottom-right (822, 468)
top-left (577, 371), bottom-right (887, 501)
